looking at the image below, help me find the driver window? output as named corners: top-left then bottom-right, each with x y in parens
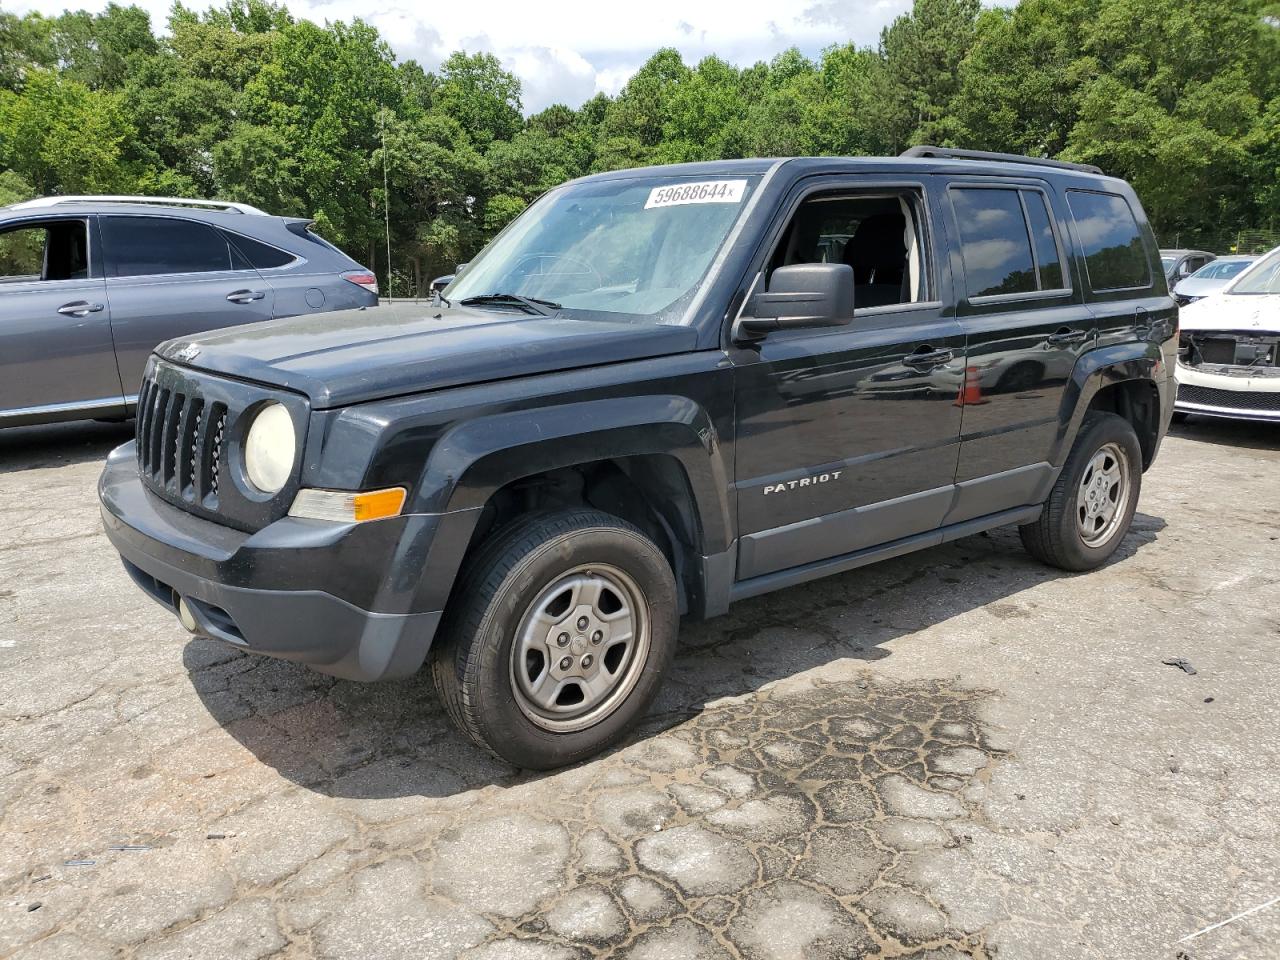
top-left (768, 190), bottom-right (928, 309)
top-left (0, 220), bottom-right (89, 284)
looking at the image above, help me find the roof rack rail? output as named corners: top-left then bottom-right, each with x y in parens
top-left (900, 145), bottom-right (1104, 177)
top-left (4, 195), bottom-right (269, 215)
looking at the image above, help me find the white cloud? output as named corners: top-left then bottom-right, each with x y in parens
top-left (10, 0), bottom-right (1018, 112)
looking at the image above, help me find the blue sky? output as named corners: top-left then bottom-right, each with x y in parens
top-left (10, 0), bottom-right (1017, 112)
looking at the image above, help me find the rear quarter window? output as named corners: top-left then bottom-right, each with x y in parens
top-left (1066, 191), bottom-right (1151, 292)
top-left (224, 231), bottom-right (298, 270)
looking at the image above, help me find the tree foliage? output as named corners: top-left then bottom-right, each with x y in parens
top-left (1, 0), bottom-right (1276, 291)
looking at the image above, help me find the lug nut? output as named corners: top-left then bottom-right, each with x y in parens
top-left (576, 616), bottom-right (589, 630)
top-left (581, 655), bottom-right (593, 669)
top-left (559, 657), bottom-right (573, 670)
top-left (556, 633), bottom-right (570, 647)
top-left (591, 630), bottom-right (603, 644)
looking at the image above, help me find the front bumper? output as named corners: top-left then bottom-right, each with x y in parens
top-left (99, 442), bottom-right (442, 681)
top-left (1174, 361), bottom-right (1280, 423)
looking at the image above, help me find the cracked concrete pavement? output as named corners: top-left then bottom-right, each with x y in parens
top-left (1, 417), bottom-right (1279, 959)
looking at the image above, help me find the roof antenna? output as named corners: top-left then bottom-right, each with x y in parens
top-left (380, 111), bottom-right (393, 304)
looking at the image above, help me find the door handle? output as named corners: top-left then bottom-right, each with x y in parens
top-left (57, 301), bottom-right (105, 317)
top-left (1047, 327), bottom-right (1088, 346)
top-left (902, 347), bottom-right (954, 368)
top-left (226, 289), bottom-right (266, 304)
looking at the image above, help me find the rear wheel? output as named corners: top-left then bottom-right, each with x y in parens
top-left (431, 509), bottom-right (678, 769)
top-left (1019, 412), bottom-right (1142, 571)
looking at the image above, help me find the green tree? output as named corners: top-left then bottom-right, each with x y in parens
top-left (435, 52), bottom-right (522, 148)
top-left (0, 69), bottom-right (138, 193)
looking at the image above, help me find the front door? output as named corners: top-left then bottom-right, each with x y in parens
top-left (100, 214), bottom-right (275, 397)
top-left (0, 216), bottom-right (122, 420)
top-left (731, 178), bottom-right (964, 581)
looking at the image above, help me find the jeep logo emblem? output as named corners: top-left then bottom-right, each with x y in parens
top-left (764, 470), bottom-right (843, 495)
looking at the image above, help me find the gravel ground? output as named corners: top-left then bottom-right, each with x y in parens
top-left (1, 416), bottom-right (1278, 960)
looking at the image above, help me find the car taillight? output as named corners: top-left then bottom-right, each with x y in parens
top-left (341, 270), bottom-right (379, 295)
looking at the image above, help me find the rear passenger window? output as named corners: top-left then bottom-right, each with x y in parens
top-left (952, 188), bottom-right (1036, 298)
top-left (1066, 191), bottom-right (1151, 291)
top-left (1023, 192), bottom-right (1065, 290)
top-left (103, 216), bottom-right (232, 277)
top-left (225, 231), bottom-right (297, 270)
top-left (952, 187), bottom-right (1070, 300)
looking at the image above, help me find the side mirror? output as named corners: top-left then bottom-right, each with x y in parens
top-left (737, 263), bottom-right (854, 338)
top-left (455, 262), bottom-right (470, 274)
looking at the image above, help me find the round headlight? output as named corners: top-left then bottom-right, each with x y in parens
top-left (244, 403), bottom-right (296, 494)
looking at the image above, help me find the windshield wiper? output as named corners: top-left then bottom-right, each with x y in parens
top-left (459, 293), bottom-right (562, 316)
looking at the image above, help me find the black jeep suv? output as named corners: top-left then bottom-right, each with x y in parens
top-left (100, 148), bottom-right (1177, 768)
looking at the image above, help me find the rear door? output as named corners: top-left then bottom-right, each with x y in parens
top-left (0, 216), bottom-right (123, 419)
top-left (100, 214), bottom-right (275, 395)
top-left (941, 180), bottom-right (1093, 520)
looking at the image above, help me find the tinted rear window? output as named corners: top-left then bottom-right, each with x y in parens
top-left (103, 216), bottom-right (231, 277)
top-left (225, 231), bottom-right (297, 269)
top-left (1066, 191), bottom-right (1151, 291)
top-left (951, 188), bottom-right (1037, 298)
top-left (1023, 191), bottom-right (1065, 290)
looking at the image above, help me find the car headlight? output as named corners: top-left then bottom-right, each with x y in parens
top-left (243, 402), bottom-right (296, 494)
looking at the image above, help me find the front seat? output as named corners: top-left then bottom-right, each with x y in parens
top-left (844, 213), bottom-right (907, 308)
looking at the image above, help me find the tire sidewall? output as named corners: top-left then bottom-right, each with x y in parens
top-left (1057, 415), bottom-right (1143, 567)
top-left (467, 524), bottom-right (677, 769)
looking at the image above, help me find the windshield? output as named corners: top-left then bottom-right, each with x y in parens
top-left (1192, 259), bottom-right (1253, 281)
top-left (447, 175), bottom-right (760, 323)
top-left (1160, 256), bottom-right (1176, 272)
top-left (1227, 249), bottom-right (1280, 295)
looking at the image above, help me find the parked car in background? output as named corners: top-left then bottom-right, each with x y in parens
top-left (0, 196), bottom-right (378, 428)
top-left (1160, 248), bottom-right (1216, 285)
top-left (429, 273), bottom-right (454, 296)
top-left (1172, 255), bottom-right (1257, 306)
top-left (1176, 245), bottom-right (1280, 422)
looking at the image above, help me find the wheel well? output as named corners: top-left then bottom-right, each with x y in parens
top-left (1088, 379), bottom-right (1160, 468)
top-left (461, 456), bottom-right (703, 615)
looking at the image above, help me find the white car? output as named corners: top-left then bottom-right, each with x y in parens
top-left (1175, 245), bottom-right (1280, 422)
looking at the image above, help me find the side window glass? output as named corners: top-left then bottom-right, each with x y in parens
top-left (1022, 191), bottom-right (1065, 290)
top-left (1066, 191), bottom-right (1151, 291)
top-left (103, 216), bottom-right (232, 277)
top-left (766, 189), bottom-right (929, 310)
top-left (0, 221), bottom-right (89, 283)
top-left (224, 231), bottom-right (297, 270)
top-left (951, 187), bottom-right (1036, 298)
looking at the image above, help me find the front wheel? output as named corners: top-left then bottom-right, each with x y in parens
top-left (1019, 412), bottom-right (1142, 571)
top-left (431, 509), bottom-right (678, 769)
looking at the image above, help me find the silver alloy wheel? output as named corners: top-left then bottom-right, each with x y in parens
top-left (509, 563), bottom-right (650, 733)
top-left (1076, 441), bottom-right (1131, 548)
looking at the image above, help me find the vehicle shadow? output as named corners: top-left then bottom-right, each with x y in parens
top-left (0, 419), bottom-right (133, 474)
top-left (1170, 416), bottom-right (1280, 451)
top-left (184, 513), bottom-right (1167, 798)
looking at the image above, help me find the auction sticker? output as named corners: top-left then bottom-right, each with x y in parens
top-left (645, 179), bottom-right (748, 209)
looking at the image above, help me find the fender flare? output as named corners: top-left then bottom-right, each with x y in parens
top-left (399, 395), bottom-right (734, 615)
top-left (1052, 341), bottom-right (1165, 467)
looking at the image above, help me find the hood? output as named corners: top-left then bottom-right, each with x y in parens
top-left (1172, 276), bottom-right (1229, 298)
top-left (1179, 292), bottom-right (1280, 333)
top-left (158, 302), bottom-right (700, 408)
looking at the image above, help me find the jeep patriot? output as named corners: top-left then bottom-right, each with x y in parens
top-left (100, 148), bottom-right (1178, 768)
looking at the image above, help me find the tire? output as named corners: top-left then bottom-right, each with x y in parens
top-left (1019, 412), bottom-right (1142, 571)
top-left (431, 508), bottom-right (678, 769)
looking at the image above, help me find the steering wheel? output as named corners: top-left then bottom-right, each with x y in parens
top-left (513, 252), bottom-right (603, 290)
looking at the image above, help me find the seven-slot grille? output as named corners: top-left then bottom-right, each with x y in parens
top-left (136, 375), bottom-right (227, 505)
